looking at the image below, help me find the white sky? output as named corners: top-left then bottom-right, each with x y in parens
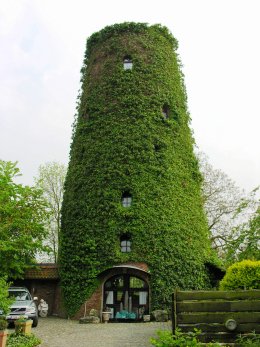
top-left (0, 0), bottom-right (259, 192)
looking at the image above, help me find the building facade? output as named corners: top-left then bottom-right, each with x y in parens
top-left (59, 23), bottom-right (213, 319)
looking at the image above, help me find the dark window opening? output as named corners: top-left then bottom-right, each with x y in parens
top-left (82, 113), bottom-right (89, 120)
top-left (162, 105), bottom-right (170, 119)
top-left (123, 56), bottom-right (133, 70)
top-left (120, 233), bottom-right (131, 253)
top-left (122, 192), bottom-right (132, 207)
top-left (105, 276), bottom-right (124, 289)
top-left (154, 143), bottom-right (161, 152)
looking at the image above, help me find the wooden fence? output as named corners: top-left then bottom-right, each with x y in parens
top-left (172, 290), bottom-right (260, 344)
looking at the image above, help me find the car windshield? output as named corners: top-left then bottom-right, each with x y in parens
top-left (9, 290), bottom-right (30, 301)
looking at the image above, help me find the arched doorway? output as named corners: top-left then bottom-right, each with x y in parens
top-left (103, 274), bottom-right (149, 321)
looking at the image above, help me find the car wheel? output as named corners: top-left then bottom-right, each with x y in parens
top-left (32, 316), bottom-right (38, 327)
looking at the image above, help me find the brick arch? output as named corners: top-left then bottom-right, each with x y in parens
top-left (101, 264), bottom-right (150, 321)
top-left (72, 263), bottom-right (150, 320)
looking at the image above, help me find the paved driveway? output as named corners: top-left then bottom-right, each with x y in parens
top-left (31, 317), bottom-right (171, 347)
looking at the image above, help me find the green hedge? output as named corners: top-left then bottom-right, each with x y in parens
top-left (219, 260), bottom-right (260, 290)
top-left (60, 22), bottom-right (212, 315)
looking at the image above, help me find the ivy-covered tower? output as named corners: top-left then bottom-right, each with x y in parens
top-left (60, 23), bottom-right (212, 318)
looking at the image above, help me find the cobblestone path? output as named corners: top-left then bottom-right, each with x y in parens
top-left (32, 317), bottom-right (171, 347)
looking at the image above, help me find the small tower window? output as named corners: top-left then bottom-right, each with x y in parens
top-left (162, 104), bottom-right (170, 119)
top-left (122, 192), bottom-right (132, 207)
top-left (120, 234), bottom-right (131, 253)
top-left (123, 56), bottom-right (133, 70)
top-left (82, 113), bottom-right (89, 120)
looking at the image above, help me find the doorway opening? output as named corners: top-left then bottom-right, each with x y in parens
top-left (103, 274), bottom-right (149, 321)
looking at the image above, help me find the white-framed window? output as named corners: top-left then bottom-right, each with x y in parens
top-left (122, 194), bottom-right (132, 207)
top-left (120, 234), bottom-right (131, 253)
top-left (121, 240), bottom-right (131, 252)
top-left (123, 56), bottom-right (133, 70)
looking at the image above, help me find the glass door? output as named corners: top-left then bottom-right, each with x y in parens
top-left (104, 274), bottom-right (149, 320)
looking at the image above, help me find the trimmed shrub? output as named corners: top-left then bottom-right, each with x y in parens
top-left (219, 260), bottom-right (260, 290)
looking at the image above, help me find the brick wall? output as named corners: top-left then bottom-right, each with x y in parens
top-left (72, 286), bottom-right (103, 320)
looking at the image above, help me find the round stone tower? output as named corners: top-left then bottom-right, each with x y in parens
top-left (60, 23), bottom-right (211, 318)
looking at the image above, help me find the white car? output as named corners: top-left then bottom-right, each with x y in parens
top-left (6, 287), bottom-right (39, 327)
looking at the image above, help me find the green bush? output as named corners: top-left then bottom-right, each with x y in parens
top-left (7, 333), bottom-right (41, 347)
top-left (150, 329), bottom-right (260, 347)
top-left (150, 329), bottom-right (223, 347)
top-left (0, 318), bottom-right (8, 330)
top-left (219, 259), bottom-right (260, 290)
top-left (236, 332), bottom-right (260, 347)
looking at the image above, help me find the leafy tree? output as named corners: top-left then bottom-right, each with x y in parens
top-left (198, 152), bottom-right (259, 260)
top-left (225, 203), bottom-right (260, 264)
top-left (0, 276), bottom-right (13, 315)
top-left (34, 162), bottom-right (66, 263)
top-left (0, 160), bottom-right (49, 278)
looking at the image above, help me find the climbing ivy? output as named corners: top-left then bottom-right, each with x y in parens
top-left (60, 22), bottom-right (213, 316)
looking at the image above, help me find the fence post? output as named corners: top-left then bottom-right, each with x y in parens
top-left (172, 289), bottom-right (177, 334)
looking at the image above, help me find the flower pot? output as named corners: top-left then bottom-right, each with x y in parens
top-left (102, 312), bottom-right (110, 323)
top-left (0, 330), bottom-right (8, 347)
top-left (14, 320), bottom-right (33, 335)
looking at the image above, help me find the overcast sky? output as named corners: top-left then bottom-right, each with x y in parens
top-left (0, 0), bottom-right (259, 193)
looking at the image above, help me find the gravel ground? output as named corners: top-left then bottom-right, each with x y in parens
top-left (28, 317), bottom-right (171, 347)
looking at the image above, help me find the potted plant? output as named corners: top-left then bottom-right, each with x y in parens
top-left (0, 318), bottom-right (8, 347)
top-left (14, 316), bottom-right (33, 336)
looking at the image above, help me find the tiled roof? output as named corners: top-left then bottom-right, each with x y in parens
top-left (25, 262), bottom-right (149, 279)
top-left (25, 263), bottom-right (59, 280)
